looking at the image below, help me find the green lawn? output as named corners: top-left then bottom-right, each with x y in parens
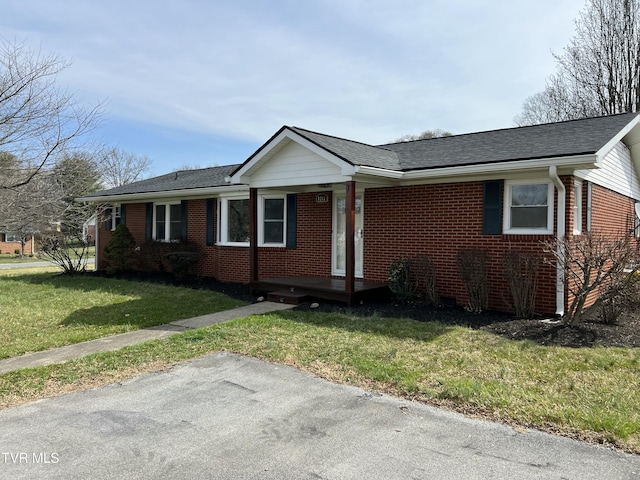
top-left (0, 267), bottom-right (245, 359)
top-left (0, 271), bottom-right (638, 454)
top-left (0, 255), bottom-right (43, 264)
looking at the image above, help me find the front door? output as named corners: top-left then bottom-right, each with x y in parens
top-left (332, 194), bottom-right (363, 277)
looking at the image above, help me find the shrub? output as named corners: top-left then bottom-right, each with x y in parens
top-left (411, 255), bottom-right (439, 306)
top-left (503, 250), bottom-right (540, 318)
top-left (41, 232), bottom-right (92, 274)
top-left (135, 239), bottom-right (201, 277)
top-left (389, 257), bottom-right (415, 304)
top-left (544, 232), bottom-right (640, 325)
top-left (457, 249), bottom-right (489, 314)
top-left (103, 224), bottom-right (137, 273)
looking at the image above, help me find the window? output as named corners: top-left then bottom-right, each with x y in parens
top-left (573, 180), bottom-right (583, 235)
top-left (218, 197), bottom-right (250, 245)
top-left (154, 203), bottom-right (182, 241)
top-left (260, 196), bottom-right (286, 246)
top-left (4, 233), bottom-right (21, 242)
top-left (504, 181), bottom-right (554, 234)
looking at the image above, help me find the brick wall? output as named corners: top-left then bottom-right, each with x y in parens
top-left (363, 181), bottom-right (559, 314)
top-left (94, 178), bottom-right (638, 315)
top-left (0, 237), bottom-right (34, 255)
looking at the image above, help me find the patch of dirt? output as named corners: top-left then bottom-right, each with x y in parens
top-left (294, 299), bottom-right (640, 348)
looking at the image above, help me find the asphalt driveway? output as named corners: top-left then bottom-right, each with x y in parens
top-left (1, 352), bottom-right (638, 479)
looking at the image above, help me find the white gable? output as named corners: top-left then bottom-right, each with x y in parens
top-left (576, 141), bottom-right (640, 200)
top-left (243, 140), bottom-right (350, 188)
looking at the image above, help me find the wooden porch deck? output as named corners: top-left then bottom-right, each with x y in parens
top-left (251, 276), bottom-right (390, 305)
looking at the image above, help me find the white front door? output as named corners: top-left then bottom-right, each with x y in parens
top-left (332, 194), bottom-right (363, 277)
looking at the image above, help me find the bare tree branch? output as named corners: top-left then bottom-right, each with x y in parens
top-left (0, 39), bottom-right (103, 189)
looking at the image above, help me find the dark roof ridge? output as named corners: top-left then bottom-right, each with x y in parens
top-left (290, 125), bottom-right (394, 152)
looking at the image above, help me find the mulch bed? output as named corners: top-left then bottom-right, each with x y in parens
top-left (88, 271), bottom-right (640, 348)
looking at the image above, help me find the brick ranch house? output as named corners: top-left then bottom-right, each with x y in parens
top-left (80, 113), bottom-right (640, 315)
top-left (0, 231), bottom-right (35, 256)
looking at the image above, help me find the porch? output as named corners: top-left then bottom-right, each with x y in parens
top-left (251, 276), bottom-right (389, 305)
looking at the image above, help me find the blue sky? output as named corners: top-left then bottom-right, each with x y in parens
top-left (3, 0), bottom-right (586, 177)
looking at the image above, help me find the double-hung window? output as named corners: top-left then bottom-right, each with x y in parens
top-left (155, 203), bottom-right (182, 241)
top-left (218, 197), bottom-right (250, 245)
top-left (504, 181), bottom-right (554, 234)
top-left (217, 194), bottom-right (291, 247)
top-left (4, 233), bottom-right (21, 242)
top-left (260, 196), bottom-right (286, 246)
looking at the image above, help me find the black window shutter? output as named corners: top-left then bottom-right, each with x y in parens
top-left (181, 200), bottom-right (188, 241)
top-left (483, 180), bottom-right (503, 235)
top-left (145, 203), bottom-right (153, 240)
top-left (286, 194), bottom-right (297, 249)
top-left (119, 204), bottom-right (126, 226)
top-left (206, 199), bottom-right (215, 246)
top-left (105, 207), bottom-right (112, 231)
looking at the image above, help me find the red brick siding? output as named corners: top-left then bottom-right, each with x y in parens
top-left (0, 237), bottom-right (34, 255)
top-left (94, 178), bottom-right (638, 316)
top-left (257, 192), bottom-right (333, 278)
top-left (363, 182), bottom-right (558, 314)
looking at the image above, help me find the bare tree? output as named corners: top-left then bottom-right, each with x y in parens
top-left (0, 170), bottom-right (64, 255)
top-left (395, 129), bottom-right (452, 142)
top-left (0, 39), bottom-right (102, 189)
top-left (97, 147), bottom-right (151, 188)
top-left (516, 0), bottom-right (640, 125)
top-left (53, 152), bottom-right (101, 235)
top-left (544, 232), bottom-right (640, 325)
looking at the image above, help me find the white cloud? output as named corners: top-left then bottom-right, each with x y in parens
top-left (2, 0), bottom-right (586, 168)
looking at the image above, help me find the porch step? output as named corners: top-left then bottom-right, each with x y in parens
top-left (267, 291), bottom-right (310, 305)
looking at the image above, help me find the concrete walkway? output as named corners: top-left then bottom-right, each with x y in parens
top-left (0, 301), bottom-right (295, 374)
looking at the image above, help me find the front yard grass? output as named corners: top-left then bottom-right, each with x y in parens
top-left (0, 298), bottom-right (638, 453)
top-left (0, 268), bottom-right (245, 359)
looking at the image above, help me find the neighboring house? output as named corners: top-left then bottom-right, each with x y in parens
top-left (79, 113), bottom-right (640, 315)
top-left (0, 231), bottom-right (35, 255)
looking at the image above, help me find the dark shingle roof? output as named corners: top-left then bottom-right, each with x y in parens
top-left (381, 112), bottom-right (639, 171)
top-left (291, 113), bottom-right (638, 171)
top-left (290, 127), bottom-right (401, 170)
top-left (84, 113), bottom-right (639, 200)
top-left (83, 164), bottom-right (241, 198)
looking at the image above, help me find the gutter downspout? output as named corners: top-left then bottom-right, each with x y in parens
top-left (549, 166), bottom-right (565, 317)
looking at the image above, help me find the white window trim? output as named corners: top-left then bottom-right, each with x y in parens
top-left (152, 201), bottom-right (181, 242)
top-left (4, 233), bottom-right (21, 242)
top-left (258, 194), bottom-right (287, 247)
top-left (110, 204), bottom-right (121, 232)
top-left (573, 180), bottom-right (583, 235)
top-left (503, 180), bottom-right (554, 235)
top-left (217, 195), bottom-right (250, 247)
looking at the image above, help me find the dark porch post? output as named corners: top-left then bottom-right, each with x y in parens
top-left (345, 180), bottom-right (356, 295)
top-left (249, 187), bottom-right (258, 282)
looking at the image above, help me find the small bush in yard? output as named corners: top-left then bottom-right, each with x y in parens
top-left (103, 224), bottom-right (137, 273)
top-left (389, 257), bottom-right (415, 304)
top-left (457, 249), bottom-right (489, 314)
top-left (411, 255), bottom-right (439, 306)
top-left (503, 250), bottom-right (540, 318)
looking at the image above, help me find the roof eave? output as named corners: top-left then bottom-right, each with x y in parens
top-left (77, 184), bottom-right (249, 203)
top-left (400, 154), bottom-right (598, 182)
top-left (595, 114), bottom-right (640, 164)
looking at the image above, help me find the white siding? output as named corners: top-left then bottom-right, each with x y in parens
top-left (576, 141), bottom-right (640, 200)
top-left (249, 142), bottom-right (344, 186)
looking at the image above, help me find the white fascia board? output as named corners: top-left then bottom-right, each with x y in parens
top-left (246, 174), bottom-right (353, 189)
top-left (230, 129), bottom-right (356, 184)
top-left (595, 115), bottom-right (640, 165)
top-left (78, 184), bottom-right (249, 204)
top-left (400, 154), bottom-right (598, 183)
top-left (354, 165), bottom-right (404, 179)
